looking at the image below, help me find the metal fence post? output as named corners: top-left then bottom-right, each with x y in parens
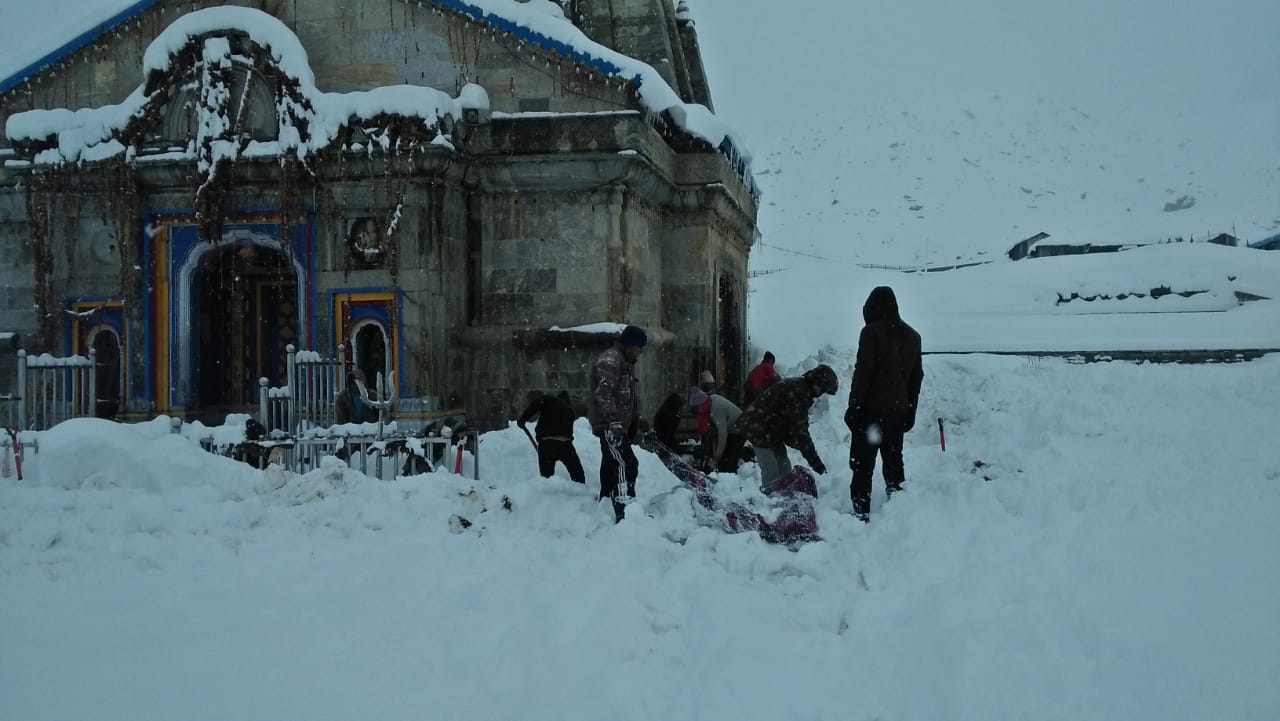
top-left (88, 347), bottom-right (97, 419)
top-left (473, 432), bottom-right (480, 480)
top-left (337, 343), bottom-right (346, 390)
top-left (16, 349), bottom-right (26, 431)
top-left (259, 377), bottom-right (269, 427)
top-left (285, 344), bottom-right (297, 435)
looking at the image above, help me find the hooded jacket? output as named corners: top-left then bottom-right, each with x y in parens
top-left (745, 360), bottom-right (781, 393)
top-left (730, 365), bottom-right (837, 468)
top-left (848, 286), bottom-right (924, 418)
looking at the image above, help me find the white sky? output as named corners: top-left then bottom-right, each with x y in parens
top-left (1, 3), bottom-right (1279, 719)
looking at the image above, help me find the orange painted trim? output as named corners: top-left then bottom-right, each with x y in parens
top-left (153, 222), bottom-right (171, 412)
top-left (332, 291), bottom-right (400, 378)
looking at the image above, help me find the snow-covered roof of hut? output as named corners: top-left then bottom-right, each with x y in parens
top-left (1, 0), bottom-right (749, 174)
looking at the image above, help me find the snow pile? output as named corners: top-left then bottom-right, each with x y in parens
top-left (2, 353), bottom-right (1279, 720)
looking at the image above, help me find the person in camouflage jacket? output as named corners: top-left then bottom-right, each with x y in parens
top-left (731, 364), bottom-right (838, 484)
top-left (589, 324), bottom-right (647, 522)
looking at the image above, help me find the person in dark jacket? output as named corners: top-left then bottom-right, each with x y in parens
top-left (589, 324), bottom-right (647, 521)
top-left (845, 286), bottom-right (924, 521)
top-left (652, 392), bottom-right (684, 450)
top-left (743, 351), bottom-right (782, 405)
top-left (518, 390), bottom-right (585, 483)
top-left (731, 364), bottom-right (838, 484)
top-left (334, 372), bottom-right (366, 425)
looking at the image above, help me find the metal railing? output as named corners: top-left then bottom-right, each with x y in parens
top-left (12, 349), bottom-right (96, 431)
top-left (198, 429), bottom-right (480, 481)
top-left (0, 392), bottom-right (19, 428)
top-left (257, 344), bottom-right (396, 435)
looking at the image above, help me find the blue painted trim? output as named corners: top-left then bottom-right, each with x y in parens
top-left (432, 0), bottom-right (624, 78)
top-left (0, 0), bottom-right (165, 95)
top-left (61, 297), bottom-right (126, 354)
top-left (143, 205), bottom-right (317, 409)
top-left (142, 211), bottom-right (158, 405)
top-left (326, 286), bottom-right (407, 397)
top-left (0, 0), bottom-right (626, 97)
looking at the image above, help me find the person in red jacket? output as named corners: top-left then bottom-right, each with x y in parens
top-left (743, 351), bottom-right (781, 405)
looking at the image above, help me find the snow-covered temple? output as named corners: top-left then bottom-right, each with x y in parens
top-left (0, 0), bottom-right (757, 428)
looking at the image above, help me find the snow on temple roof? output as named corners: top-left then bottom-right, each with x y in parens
top-left (1, 0), bottom-right (751, 176)
top-left (6, 7), bottom-right (465, 165)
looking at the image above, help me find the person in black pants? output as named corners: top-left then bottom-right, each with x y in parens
top-left (518, 390), bottom-right (585, 484)
top-left (845, 286), bottom-right (924, 521)
top-left (588, 325), bottom-right (647, 522)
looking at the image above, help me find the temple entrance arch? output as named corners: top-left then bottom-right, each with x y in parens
top-left (87, 325), bottom-right (123, 419)
top-left (174, 226), bottom-right (307, 412)
top-left (350, 320), bottom-right (391, 391)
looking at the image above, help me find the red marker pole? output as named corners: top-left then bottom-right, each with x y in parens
top-left (3, 427), bottom-right (21, 479)
top-left (937, 418), bottom-right (946, 452)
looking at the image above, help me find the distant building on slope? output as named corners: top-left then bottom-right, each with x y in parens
top-left (0, 0), bottom-right (758, 429)
top-left (1006, 231), bottom-right (1051, 260)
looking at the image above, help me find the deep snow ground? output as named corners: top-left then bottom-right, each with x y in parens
top-left (2, 352), bottom-right (1278, 721)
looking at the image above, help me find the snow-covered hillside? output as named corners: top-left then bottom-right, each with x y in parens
top-left (741, 95), bottom-right (1279, 269)
top-left (692, 0), bottom-right (1279, 259)
top-left (3, 352), bottom-right (1279, 721)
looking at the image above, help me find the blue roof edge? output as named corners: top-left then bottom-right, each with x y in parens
top-left (433, 0), bottom-right (625, 77)
top-left (0, 0), bottom-right (165, 96)
top-left (0, 0), bottom-right (625, 97)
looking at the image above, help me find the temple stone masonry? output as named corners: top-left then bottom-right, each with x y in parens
top-left (0, 0), bottom-right (757, 429)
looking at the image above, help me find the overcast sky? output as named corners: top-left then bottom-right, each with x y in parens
top-left (691, 0), bottom-right (1280, 121)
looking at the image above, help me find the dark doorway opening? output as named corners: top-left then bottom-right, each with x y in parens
top-left (353, 322), bottom-right (389, 393)
top-left (193, 243), bottom-right (297, 412)
top-left (90, 328), bottom-right (122, 419)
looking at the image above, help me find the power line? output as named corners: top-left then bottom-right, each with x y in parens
top-left (755, 239), bottom-right (857, 265)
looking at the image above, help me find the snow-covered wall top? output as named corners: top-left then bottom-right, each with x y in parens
top-left (1, 0), bottom-right (750, 178)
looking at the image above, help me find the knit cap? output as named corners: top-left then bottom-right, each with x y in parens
top-left (620, 324), bottom-right (648, 347)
